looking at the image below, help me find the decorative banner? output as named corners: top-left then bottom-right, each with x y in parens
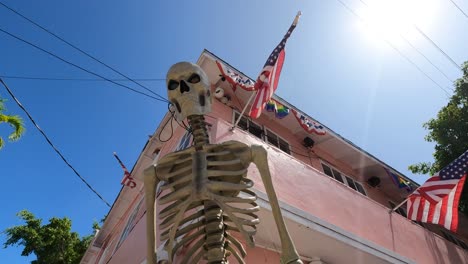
top-left (216, 60), bottom-right (255, 92)
top-left (113, 152), bottom-right (137, 189)
top-left (265, 99), bottom-right (290, 119)
top-left (291, 109), bottom-right (326, 135)
top-left (384, 168), bottom-right (412, 192)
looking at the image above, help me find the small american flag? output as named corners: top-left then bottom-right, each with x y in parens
top-left (249, 11), bottom-right (301, 119)
top-left (113, 152), bottom-right (137, 189)
top-left (407, 150), bottom-right (468, 231)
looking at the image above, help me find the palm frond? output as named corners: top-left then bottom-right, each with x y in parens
top-left (6, 115), bottom-right (25, 141)
top-left (0, 137), bottom-right (4, 149)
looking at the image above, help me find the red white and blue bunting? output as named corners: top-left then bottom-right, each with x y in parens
top-left (291, 109), bottom-right (326, 135)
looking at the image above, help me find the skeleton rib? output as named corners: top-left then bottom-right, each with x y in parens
top-left (160, 176), bottom-right (191, 191)
top-left (158, 186), bottom-right (191, 204)
top-left (207, 168), bottom-right (247, 177)
top-left (226, 233), bottom-right (247, 257)
top-left (226, 244), bottom-right (245, 264)
top-left (207, 181), bottom-right (252, 192)
top-left (165, 166), bottom-right (192, 179)
top-left (172, 228), bottom-right (205, 256)
top-left (207, 159), bottom-right (242, 166)
top-left (179, 236), bottom-right (205, 264)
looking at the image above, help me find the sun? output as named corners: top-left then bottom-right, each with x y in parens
top-left (356, 0), bottom-right (439, 45)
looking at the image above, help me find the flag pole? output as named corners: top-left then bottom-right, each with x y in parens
top-left (389, 197), bottom-right (410, 214)
top-left (389, 186), bottom-right (422, 214)
top-left (230, 91), bottom-right (257, 131)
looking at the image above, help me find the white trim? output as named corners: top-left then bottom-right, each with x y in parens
top-left (254, 190), bottom-right (416, 264)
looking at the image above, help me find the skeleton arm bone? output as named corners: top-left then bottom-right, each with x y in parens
top-left (144, 164), bottom-right (164, 264)
top-left (250, 145), bottom-right (303, 264)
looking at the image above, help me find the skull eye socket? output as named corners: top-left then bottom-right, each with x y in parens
top-left (187, 73), bottom-right (200, 84)
top-left (168, 80), bottom-right (179, 90)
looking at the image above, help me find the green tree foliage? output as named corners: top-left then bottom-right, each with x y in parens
top-left (3, 210), bottom-right (94, 264)
top-left (0, 97), bottom-right (25, 149)
top-left (409, 61), bottom-right (468, 212)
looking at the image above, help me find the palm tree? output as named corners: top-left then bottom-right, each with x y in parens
top-left (0, 98), bottom-right (25, 149)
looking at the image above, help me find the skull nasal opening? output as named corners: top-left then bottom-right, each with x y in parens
top-left (180, 80), bottom-right (190, 94)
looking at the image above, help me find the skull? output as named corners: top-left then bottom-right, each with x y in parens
top-left (167, 62), bottom-right (212, 121)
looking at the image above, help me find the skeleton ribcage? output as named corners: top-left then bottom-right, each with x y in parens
top-left (155, 142), bottom-right (259, 264)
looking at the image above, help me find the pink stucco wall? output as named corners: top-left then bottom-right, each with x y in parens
top-left (93, 101), bottom-right (467, 264)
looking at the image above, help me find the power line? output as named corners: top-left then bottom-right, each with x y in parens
top-left (0, 1), bottom-right (168, 103)
top-left (357, 0), bottom-right (454, 84)
top-left (0, 75), bottom-right (165, 82)
top-left (358, 0), bottom-right (462, 72)
top-left (0, 78), bottom-right (111, 208)
top-left (447, 0), bottom-right (468, 19)
top-left (413, 26), bottom-right (462, 71)
top-left (0, 27), bottom-right (167, 102)
top-left (334, 0), bottom-right (452, 97)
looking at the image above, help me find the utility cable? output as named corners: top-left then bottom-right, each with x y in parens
top-left (359, 0), bottom-right (462, 72)
top-left (334, 0), bottom-right (452, 97)
top-left (356, 0), bottom-right (454, 84)
top-left (0, 1), bottom-right (168, 103)
top-left (0, 75), bottom-right (165, 82)
top-left (0, 78), bottom-right (111, 208)
top-left (0, 27), bottom-right (167, 102)
top-left (447, 0), bottom-right (468, 20)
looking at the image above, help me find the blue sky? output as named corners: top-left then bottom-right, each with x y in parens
top-left (0, 0), bottom-right (467, 263)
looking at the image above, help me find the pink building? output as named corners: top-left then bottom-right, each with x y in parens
top-left (81, 50), bottom-right (468, 264)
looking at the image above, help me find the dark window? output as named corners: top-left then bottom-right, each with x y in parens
top-left (249, 122), bottom-right (263, 139)
top-left (332, 169), bottom-right (344, 183)
top-left (234, 112), bottom-right (290, 155)
top-left (345, 176), bottom-right (357, 191)
top-left (278, 138), bottom-right (291, 154)
top-left (355, 182), bottom-right (367, 196)
top-left (321, 163), bottom-right (367, 196)
top-left (321, 164), bottom-right (334, 178)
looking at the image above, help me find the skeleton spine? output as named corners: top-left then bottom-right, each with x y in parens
top-left (187, 115), bottom-right (210, 151)
top-left (188, 115), bottom-right (228, 263)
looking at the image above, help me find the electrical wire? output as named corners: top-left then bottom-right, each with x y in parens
top-left (447, 0), bottom-right (468, 20)
top-left (0, 75), bottom-right (166, 82)
top-left (334, 0), bottom-right (452, 97)
top-left (359, 0), bottom-right (462, 72)
top-left (0, 1), bottom-right (168, 102)
top-left (0, 27), bottom-right (168, 102)
top-left (0, 78), bottom-right (111, 208)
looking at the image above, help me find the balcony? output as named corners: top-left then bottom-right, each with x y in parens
top-left (213, 118), bottom-right (467, 264)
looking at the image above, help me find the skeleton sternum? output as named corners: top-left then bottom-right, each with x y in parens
top-left (188, 115), bottom-right (227, 263)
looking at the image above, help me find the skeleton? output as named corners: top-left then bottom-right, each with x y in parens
top-left (144, 62), bottom-right (302, 264)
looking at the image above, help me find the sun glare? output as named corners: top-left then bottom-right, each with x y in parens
top-left (357, 0), bottom-right (439, 45)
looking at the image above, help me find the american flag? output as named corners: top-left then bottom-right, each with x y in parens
top-left (249, 11), bottom-right (301, 119)
top-left (408, 177), bottom-right (465, 232)
top-left (113, 152), bottom-right (137, 189)
top-left (407, 150), bottom-right (468, 231)
top-left (417, 150), bottom-right (468, 204)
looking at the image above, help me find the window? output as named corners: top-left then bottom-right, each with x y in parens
top-left (233, 112), bottom-right (290, 154)
top-left (321, 163), bottom-right (367, 196)
top-left (234, 112), bottom-right (263, 140)
top-left (265, 129), bottom-right (291, 154)
top-left (442, 230), bottom-right (468, 250)
top-left (389, 201), bottom-right (407, 217)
